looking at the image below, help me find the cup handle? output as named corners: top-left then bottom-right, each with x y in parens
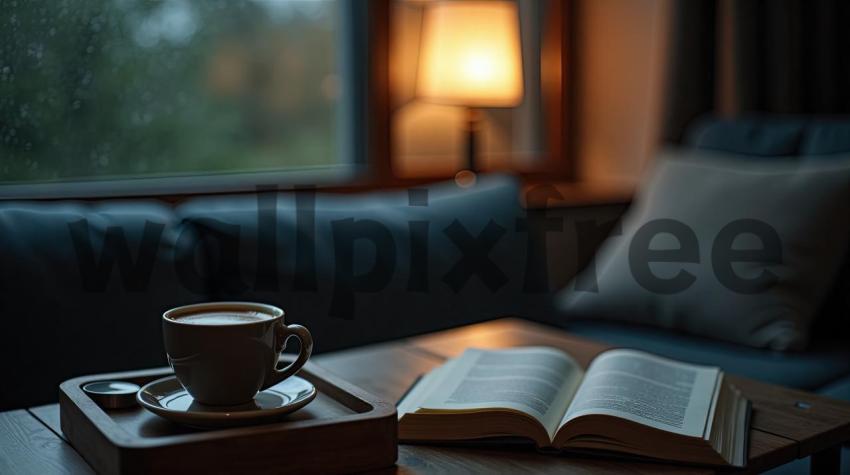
top-left (266, 323), bottom-right (313, 388)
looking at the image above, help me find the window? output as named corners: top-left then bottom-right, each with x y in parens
top-left (1, 0), bottom-right (348, 193)
top-left (1, 0), bottom-right (573, 198)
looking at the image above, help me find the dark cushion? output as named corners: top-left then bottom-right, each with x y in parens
top-left (687, 115), bottom-right (850, 157)
top-left (563, 320), bottom-right (850, 391)
top-left (686, 117), bottom-right (806, 156)
top-left (0, 202), bottom-right (207, 410)
top-left (177, 175), bottom-right (547, 353)
top-left (802, 122), bottom-right (850, 155)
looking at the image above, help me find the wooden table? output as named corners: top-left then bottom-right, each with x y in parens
top-left (4, 318), bottom-right (850, 474)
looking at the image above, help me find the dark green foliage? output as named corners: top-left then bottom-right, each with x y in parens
top-left (0, 0), bottom-right (338, 183)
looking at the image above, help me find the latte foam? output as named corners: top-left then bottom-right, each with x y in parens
top-left (173, 311), bottom-right (273, 326)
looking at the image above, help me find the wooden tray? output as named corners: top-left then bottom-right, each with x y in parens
top-left (59, 358), bottom-right (397, 474)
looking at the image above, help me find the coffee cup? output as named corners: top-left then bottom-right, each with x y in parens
top-left (162, 302), bottom-right (313, 406)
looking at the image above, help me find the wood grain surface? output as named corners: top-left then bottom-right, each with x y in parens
top-left (8, 318), bottom-right (850, 474)
top-left (58, 362), bottom-right (396, 475)
top-left (0, 410), bottom-right (93, 474)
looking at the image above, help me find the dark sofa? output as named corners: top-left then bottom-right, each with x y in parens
top-left (1, 117), bottom-right (849, 472)
top-left (1, 176), bottom-right (556, 410)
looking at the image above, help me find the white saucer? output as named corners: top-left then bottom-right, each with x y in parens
top-left (137, 375), bottom-right (317, 429)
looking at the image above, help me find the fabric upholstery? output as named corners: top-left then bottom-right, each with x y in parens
top-left (686, 116), bottom-right (850, 335)
top-left (802, 122), bottom-right (850, 156)
top-left (176, 175), bottom-right (547, 353)
top-left (0, 201), bottom-right (206, 409)
top-left (686, 117), bottom-right (806, 156)
top-left (687, 116), bottom-right (850, 157)
top-left (0, 176), bottom-right (547, 411)
top-left (558, 149), bottom-right (850, 350)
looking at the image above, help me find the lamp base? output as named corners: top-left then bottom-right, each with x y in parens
top-left (456, 107), bottom-right (480, 188)
top-left (464, 107), bottom-right (481, 173)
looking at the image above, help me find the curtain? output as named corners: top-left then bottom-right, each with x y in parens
top-left (663, 0), bottom-right (850, 142)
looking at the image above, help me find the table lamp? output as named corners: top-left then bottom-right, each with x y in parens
top-left (418, 1), bottom-right (524, 185)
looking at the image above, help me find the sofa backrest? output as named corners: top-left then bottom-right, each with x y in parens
top-left (175, 175), bottom-right (549, 353)
top-left (0, 175), bottom-right (547, 410)
top-left (686, 116), bottom-right (850, 156)
top-left (0, 201), bottom-right (206, 409)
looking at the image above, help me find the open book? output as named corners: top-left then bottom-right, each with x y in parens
top-left (398, 347), bottom-right (750, 467)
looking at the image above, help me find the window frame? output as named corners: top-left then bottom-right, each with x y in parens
top-left (0, 0), bottom-right (574, 201)
top-left (378, 0), bottom-right (578, 184)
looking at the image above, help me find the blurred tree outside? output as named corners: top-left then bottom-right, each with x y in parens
top-left (0, 0), bottom-right (340, 183)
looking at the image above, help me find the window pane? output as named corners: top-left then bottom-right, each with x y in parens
top-left (0, 0), bottom-right (341, 184)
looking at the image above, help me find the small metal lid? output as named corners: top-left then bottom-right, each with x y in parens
top-left (82, 381), bottom-right (141, 409)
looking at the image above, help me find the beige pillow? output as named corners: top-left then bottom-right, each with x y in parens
top-left (557, 149), bottom-right (850, 350)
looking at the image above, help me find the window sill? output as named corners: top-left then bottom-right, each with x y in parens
top-left (1, 168), bottom-right (637, 208)
top-left (0, 166), bottom-right (364, 201)
top-left (521, 179), bottom-right (635, 209)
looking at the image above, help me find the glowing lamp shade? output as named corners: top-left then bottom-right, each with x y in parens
top-left (418, 1), bottom-right (523, 107)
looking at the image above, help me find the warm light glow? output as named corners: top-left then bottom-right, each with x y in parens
top-left (418, 1), bottom-right (523, 107)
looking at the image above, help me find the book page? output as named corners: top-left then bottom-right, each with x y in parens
top-left (418, 347), bottom-right (584, 437)
top-left (560, 349), bottom-right (719, 437)
top-left (397, 358), bottom-right (461, 418)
